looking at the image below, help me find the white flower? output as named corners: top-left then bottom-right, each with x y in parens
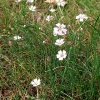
top-left (55, 39), bottom-right (64, 46)
top-left (80, 27), bottom-right (83, 31)
top-left (29, 5), bottom-right (36, 11)
top-left (27, 0), bottom-right (34, 3)
top-left (23, 25), bottom-right (26, 27)
top-left (49, 8), bottom-right (56, 12)
top-left (45, 0), bottom-right (56, 3)
top-left (39, 27), bottom-right (42, 30)
top-left (53, 29), bottom-right (58, 36)
top-left (15, 0), bottom-right (21, 2)
top-left (14, 36), bottom-right (21, 40)
top-left (56, 23), bottom-right (66, 28)
top-left (56, 50), bottom-right (67, 60)
top-left (46, 15), bottom-right (53, 21)
top-left (76, 14), bottom-right (88, 22)
top-left (56, 0), bottom-right (66, 7)
top-left (31, 78), bottom-right (41, 87)
top-left (53, 23), bottom-right (67, 36)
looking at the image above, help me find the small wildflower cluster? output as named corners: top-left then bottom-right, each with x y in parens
top-left (53, 23), bottom-right (67, 60)
top-left (45, 8), bottom-right (56, 22)
top-left (14, 0), bottom-right (89, 99)
top-left (44, 1), bottom-right (67, 60)
top-left (15, 0), bottom-right (36, 11)
top-left (45, 0), bottom-right (66, 22)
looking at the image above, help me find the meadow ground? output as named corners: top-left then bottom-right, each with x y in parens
top-left (0, 0), bottom-right (100, 100)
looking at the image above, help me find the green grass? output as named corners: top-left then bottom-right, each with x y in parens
top-left (0, 0), bottom-right (100, 100)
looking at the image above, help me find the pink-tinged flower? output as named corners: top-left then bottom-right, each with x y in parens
top-left (55, 38), bottom-right (64, 46)
top-left (76, 14), bottom-right (88, 22)
top-left (27, 0), bottom-right (34, 3)
top-left (46, 56), bottom-right (50, 62)
top-left (56, 50), bottom-right (67, 60)
top-left (67, 41), bottom-right (72, 46)
top-left (8, 41), bottom-right (12, 46)
top-left (36, 16), bottom-right (41, 22)
top-left (46, 15), bottom-right (53, 22)
top-left (29, 5), bottom-right (36, 11)
top-left (67, 25), bottom-right (71, 29)
top-left (49, 8), bottom-right (56, 12)
top-left (53, 23), bottom-right (67, 36)
top-left (15, 0), bottom-right (21, 2)
top-left (31, 78), bottom-right (41, 87)
top-left (56, 0), bottom-right (66, 7)
top-left (89, 17), bottom-right (94, 21)
top-left (53, 28), bottom-right (67, 36)
top-left (43, 39), bottom-right (48, 44)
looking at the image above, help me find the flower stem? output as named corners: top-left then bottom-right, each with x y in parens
top-left (36, 87), bottom-right (39, 99)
